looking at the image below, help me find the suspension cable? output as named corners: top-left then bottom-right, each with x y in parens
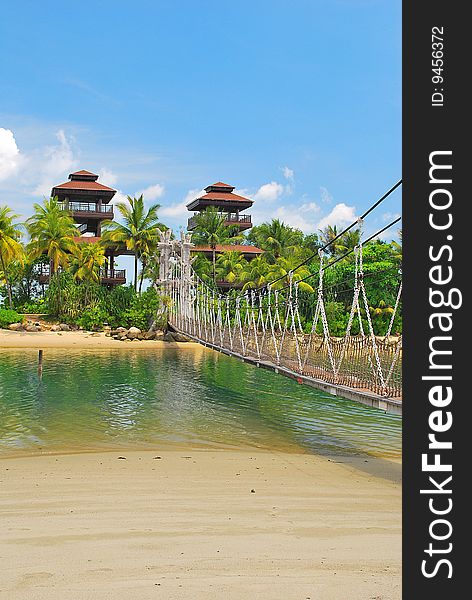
top-left (250, 179), bottom-right (402, 291)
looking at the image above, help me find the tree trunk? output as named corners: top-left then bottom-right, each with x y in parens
top-left (138, 259), bottom-right (146, 295)
top-left (134, 254), bottom-right (138, 292)
top-left (212, 248), bottom-right (216, 284)
top-left (0, 255), bottom-right (13, 309)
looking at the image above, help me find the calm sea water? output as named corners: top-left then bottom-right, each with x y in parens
top-left (0, 347), bottom-right (401, 459)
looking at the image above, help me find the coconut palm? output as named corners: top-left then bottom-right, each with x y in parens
top-left (215, 250), bottom-right (247, 285)
top-left (247, 219), bottom-right (303, 261)
top-left (73, 243), bottom-right (106, 283)
top-left (102, 195), bottom-right (164, 291)
top-left (266, 254), bottom-right (314, 293)
top-left (240, 256), bottom-right (270, 290)
top-left (26, 197), bottom-right (78, 274)
top-left (192, 254), bottom-right (213, 285)
top-left (191, 207), bottom-right (243, 283)
top-left (0, 206), bottom-right (25, 308)
top-left (336, 229), bottom-right (360, 255)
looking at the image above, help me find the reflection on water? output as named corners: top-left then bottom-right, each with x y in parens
top-left (0, 348), bottom-right (401, 459)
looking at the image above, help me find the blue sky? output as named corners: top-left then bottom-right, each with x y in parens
top-left (0, 0), bottom-right (401, 270)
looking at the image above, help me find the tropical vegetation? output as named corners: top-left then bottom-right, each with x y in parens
top-left (0, 196), bottom-right (402, 336)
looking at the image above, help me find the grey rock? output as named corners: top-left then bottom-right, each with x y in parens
top-left (8, 322), bottom-right (24, 331)
top-left (59, 323), bottom-right (71, 331)
top-left (144, 330), bottom-right (156, 340)
top-left (127, 326), bottom-right (141, 339)
top-left (172, 332), bottom-right (190, 342)
top-left (50, 324), bottom-right (62, 332)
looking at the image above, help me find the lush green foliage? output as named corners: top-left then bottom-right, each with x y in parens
top-left (0, 192), bottom-right (402, 338)
top-left (45, 273), bottom-right (160, 330)
top-left (0, 308), bottom-right (23, 328)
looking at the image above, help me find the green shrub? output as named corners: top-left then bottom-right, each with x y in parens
top-left (0, 308), bottom-right (23, 328)
top-left (77, 306), bottom-right (111, 331)
top-left (16, 299), bottom-right (47, 314)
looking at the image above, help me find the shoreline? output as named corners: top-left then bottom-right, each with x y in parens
top-left (0, 329), bottom-right (202, 349)
top-left (0, 448), bottom-right (401, 599)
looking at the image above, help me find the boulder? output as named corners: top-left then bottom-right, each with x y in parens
top-left (50, 324), bottom-right (62, 332)
top-left (120, 335), bottom-right (128, 341)
top-left (116, 327), bottom-right (128, 334)
top-left (59, 323), bottom-right (71, 331)
top-left (172, 332), bottom-right (190, 342)
top-left (25, 324), bottom-right (40, 332)
top-left (127, 326), bottom-right (141, 339)
top-left (163, 332), bottom-right (176, 342)
top-left (144, 330), bottom-right (156, 340)
top-left (8, 322), bottom-right (24, 331)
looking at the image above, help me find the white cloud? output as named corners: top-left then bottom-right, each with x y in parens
top-left (320, 186), bottom-right (333, 204)
top-left (273, 206), bottom-right (313, 233)
top-left (160, 188), bottom-right (204, 220)
top-left (110, 190), bottom-right (129, 206)
top-left (382, 211), bottom-right (401, 222)
top-left (282, 166), bottom-right (294, 180)
top-left (98, 168), bottom-right (118, 187)
top-left (317, 203), bottom-right (357, 230)
top-left (0, 128), bottom-right (21, 181)
top-left (300, 201), bottom-right (320, 214)
top-left (32, 129), bottom-right (78, 196)
top-left (137, 183), bottom-right (165, 201)
top-left (253, 181), bottom-right (285, 202)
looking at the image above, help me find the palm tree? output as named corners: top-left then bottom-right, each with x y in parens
top-left (266, 254), bottom-right (314, 292)
top-left (102, 195), bottom-right (164, 291)
top-left (335, 229), bottom-right (360, 257)
top-left (0, 206), bottom-right (25, 308)
top-left (247, 219), bottom-right (303, 261)
top-left (191, 207), bottom-right (243, 283)
top-left (241, 256), bottom-right (270, 290)
top-left (26, 197), bottom-right (78, 275)
top-left (391, 229), bottom-right (402, 264)
top-left (73, 243), bottom-right (106, 283)
top-left (215, 250), bottom-right (247, 285)
top-left (192, 254), bottom-right (213, 285)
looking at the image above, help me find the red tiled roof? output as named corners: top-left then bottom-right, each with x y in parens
top-left (190, 191), bottom-right (253, 205)
top-left (74, 236), bottom-right (102, 243)
top-left (70, 170), bottom-right (98, 177)
top-left (209, 181), bottom-right (233, 188)
top-left (192, 244), bottom-right (263, 254)
top-left (53, 180), bottom-right (116, 192)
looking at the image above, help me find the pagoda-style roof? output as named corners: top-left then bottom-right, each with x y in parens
top-left (52, 170), bottom-right (116, 201)
top-left (70, 170), bottom-right (99, 180)
top-left (187, 181), bottom-right (253, 212)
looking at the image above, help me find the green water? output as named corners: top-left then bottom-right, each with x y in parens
top-left (0, 348), bottom-right (401, 459)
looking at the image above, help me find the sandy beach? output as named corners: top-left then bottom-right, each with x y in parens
top-left (1, 331), bottom-right (401, 598)
top-left (0, 449), bottom-right (401, 600)
top-left (0, 329), bottom-right (201, 350)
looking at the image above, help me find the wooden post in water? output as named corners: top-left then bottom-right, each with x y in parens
top-left (38, 349), bottom-right (43, 379)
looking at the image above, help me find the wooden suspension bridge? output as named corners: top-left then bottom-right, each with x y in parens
top-left (156, 226), bottom-right (402, 416)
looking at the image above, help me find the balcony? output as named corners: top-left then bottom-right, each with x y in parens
top-left (37, 265), bottom-right (126, 286)
top-left (99, 269), bottom-right (126, 285)
top-left (59, 201), bottom-right (114, 219)
top-left (187, 213), bottom-right (252, 231)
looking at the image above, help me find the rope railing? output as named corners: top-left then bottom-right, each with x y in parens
top-left (164, 228), bottom-right (402, 400)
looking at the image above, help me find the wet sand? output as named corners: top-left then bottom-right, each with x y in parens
top-left (0, 329), bottom-right (200, 349)
top-left (0, 448), bottom-right (401, 600)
